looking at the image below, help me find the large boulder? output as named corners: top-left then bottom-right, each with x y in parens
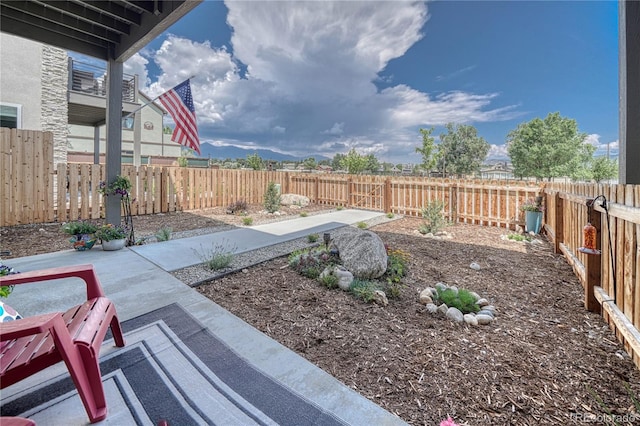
top-left (280, 193), bottom-right (310, 207)
top-left (333, 227), bottom-right (388, 279)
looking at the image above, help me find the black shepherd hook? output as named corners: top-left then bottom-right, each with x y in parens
top-left (587, 195), bottom-right (616, 301)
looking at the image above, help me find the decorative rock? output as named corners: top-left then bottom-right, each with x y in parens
top-left (476, 314), bottom-right (493, 325)
top-left (280, 193), bottom-right (310, 207)
top-left (435, 282), bottom-right (447, 292)
top-left (476, 298), bottom-right (490, 307)
top-left (426, 303), bottom-right (438, 314)
top-left (469, 291), bottom-right (480, 301)
top-left (483, 305), bottom-right (497, 315)
top-left (446, 307), bottom-right (464, 323)
top-left (419, 289), bottom-right (433, 305)
top-left (477, 309), bottom-right (495, 318)
top-left (470, 262), bottom-right (481, 271)
top-left (335, 267), bottom-right (354, 291)
top-left (373, 290), bottom-right (388, 306)
top-left (333, 228), bottom-right (388, 279)
top-left (437, 303), bottom-right (449, 315)
top-left (321, 265), bottom-right (353, 291)
top-left (463, 314), bottom-right (478, 326)
top-left (449, 286), bottom-right (459, 296)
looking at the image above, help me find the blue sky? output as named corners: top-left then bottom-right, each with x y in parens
top-left (115, 0), bottom-right (619, 164)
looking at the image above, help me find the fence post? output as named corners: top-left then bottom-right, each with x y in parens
top-left (384, 178), bottom-right (392, 213)
top-left (346, 177), bottom-right (352, 208)
top-left (314, 176), bottom-right (319, 203)
top-left (554, 192), bottom-right (564, 254)
top-left (584, 198), bottom-right (602, 313)
top-left (450, 182), bottom-right (458, 223)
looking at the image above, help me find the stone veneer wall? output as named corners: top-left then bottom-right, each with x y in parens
top-left (41, 45), bottom-right (68, 166)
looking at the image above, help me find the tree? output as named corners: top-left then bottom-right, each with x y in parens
top-left (163, 125), bottom-right (173, 135)
top-left (332, 153), bottom-right (346, 171)
top-left (302, 157), bottom-right (317, 170)
top-left (437, 123), bottom-right (489, 177)
top-left (416, 127), bottom-right (437, 173)
top-left (364, 154), bottom-right (380, 174)
top-left (340, 149), bottom-right (368, 174)
top-left (246, 152), bottom-right (264, 170)
top-left (507, 112), bottom-right (588, 180)
top-left (590, 157), bottom-right (618, 183)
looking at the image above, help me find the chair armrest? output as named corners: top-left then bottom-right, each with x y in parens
top-left (0, 313), bottom-right (62, 341)
top-left (0, 264), bottom-right (105, 300)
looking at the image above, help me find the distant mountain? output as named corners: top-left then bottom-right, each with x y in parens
top-left (197, 143), bottom-right (328, 162)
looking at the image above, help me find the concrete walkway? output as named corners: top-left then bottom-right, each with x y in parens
top-left (2, 209), bottom-right (407, 425)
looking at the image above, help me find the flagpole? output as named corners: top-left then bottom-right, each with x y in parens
top-left (123, 76), bottom-right (195, 119)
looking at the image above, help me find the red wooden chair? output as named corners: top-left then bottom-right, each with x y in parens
top-left (0, 264), bottom-right (125, 423)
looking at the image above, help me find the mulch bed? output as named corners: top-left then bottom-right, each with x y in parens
top-left (198, 218), bottom-right (640, 425)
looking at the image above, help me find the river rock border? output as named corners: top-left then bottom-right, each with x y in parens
top-left (420, 282), bottom-right (496, 326)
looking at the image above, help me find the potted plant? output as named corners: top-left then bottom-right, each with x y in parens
top-left (62, 221), bottom-right (98, 251)
top-left (98, 175), bottom-right (131, 197)
top-left (521, 199), bottom-right (544, 234)
top-left (94, 223), bottom-right (129, 251)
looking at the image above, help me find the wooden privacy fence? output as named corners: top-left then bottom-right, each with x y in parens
top-left (545, 182), bottom-right (640, 369)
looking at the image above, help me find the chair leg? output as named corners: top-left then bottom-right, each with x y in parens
top-left (51, 319), bottom-right (107, 423)
top-left (110, 314), bottom-right (126, 348)
top-left (75, 344), bottom-right (108, 423)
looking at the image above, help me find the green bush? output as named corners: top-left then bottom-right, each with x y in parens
top-left (419, 201), bottom-right (447, 234)
top-left (435, 288), bottom-right (479, 314)
top-left (300, 211), bottom-right (308, 217)
top-left (263, 182), bottom-right (281, 213)
top-left (386, 212), bottom-right (395, 219)
top-left (155, 226), bottom-right (172, 242)
top-left (336, 205), bottom-right (344, 211)
top-left (356, 221), bottom-right (367, 229)
top-left (242, 217), bottom-right (254, 226)
top-left (383, 247), bottom-right (410, 298)
top-left (307, 233), bottom-right (319, 243)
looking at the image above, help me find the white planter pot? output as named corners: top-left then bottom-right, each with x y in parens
top-left (101, 239), bottom-right (126, 251)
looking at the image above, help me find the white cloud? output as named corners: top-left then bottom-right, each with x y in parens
top-left (124, 53), bottom-right (150, 89)
top-left (488, 144), bottom-right (509, 159)
top-left (143, 2), bottom-right (521, 163)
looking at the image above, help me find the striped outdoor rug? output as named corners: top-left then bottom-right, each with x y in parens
top-left (1, 303), bottom-right (347, 425)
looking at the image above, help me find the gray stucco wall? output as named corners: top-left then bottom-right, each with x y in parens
top-left (0, 34), bottom-right (43, 130)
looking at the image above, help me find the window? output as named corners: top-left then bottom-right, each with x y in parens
top-left (122, 116), bottom-right (134, 129)
top-left (0, 103), bottom-right (22, 128)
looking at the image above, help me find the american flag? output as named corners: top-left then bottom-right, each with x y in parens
top-left (158, 79), bottom-right (200, 154)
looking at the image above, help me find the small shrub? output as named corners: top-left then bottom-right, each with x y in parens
top-left (62, 221), bottom-right (98, 235)
top-left (356, 221), bottom-right (367, 229)
top-left (300, 211), bottom-right (308, 217)
top-left (336, 205), bottom-right (344, 211)
top-left (350, 279), bottom-right (382, 303)
top-left (155, 226), bottom-right (172, 242)
top-left (288, 247), bottom-right (337, 279)
top-left (227, 199), bottom-right (248, 215)
top-left (435, 288), bottom-right (479, 314)
top-left (197, 240), bottom-right (237, 271)
top-left (263, 182), bottom-right (281, 213)
top-left (419, 201), bottom-right (447, 234)
top-left (307, 233), bottom-right (319, 243)
top-left (383, 247), bottom-right (410, 298)
top-left (386, 212), bottom-right (395, 219)
top-left (319, 273), bottom-right (339, 289)
top-left (242, 217), bottom-right (254, 226)
top-left (507, 233), bottom-right (531, 242)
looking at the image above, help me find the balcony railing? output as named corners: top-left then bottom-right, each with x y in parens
top-left (68, 59), bottom-right (136, 102)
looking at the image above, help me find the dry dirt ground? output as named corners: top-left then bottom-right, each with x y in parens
top-left (2, 205), bottom-right (640, 425)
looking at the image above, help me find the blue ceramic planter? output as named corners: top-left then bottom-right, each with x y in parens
top-left (525, 211), bottom-right (542, 234)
